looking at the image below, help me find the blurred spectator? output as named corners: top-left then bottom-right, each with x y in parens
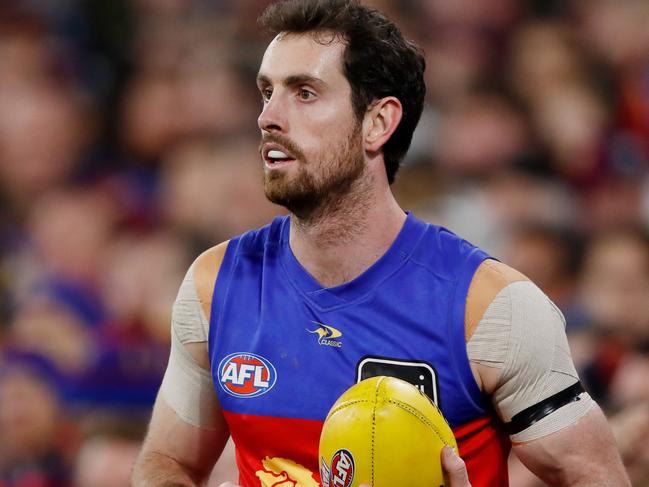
top-left (423, 168), bottom-right (577, 257)
top-left (159, 137), bottom-right (283, 245)
top-left (505, 224), bottom-right (582, 311)
top-left (27, 188), bottom-right (116, 286)
top-left (0, 84), bottom-right (94, 213)
top-left (100, 230), bottom-right (190, 345)
top-left (7, 298), bottom-right (93, 375)
top-left (73, 416), bottom-right (144, 487)
top-left (578, 228), bottom-right (649, 343)
top-left (569, 225), bottom-right (649, 471)
top-left (0, 353), bottom-right (74, 487)
top-left (433, 90), bottom-right (530, 177)
top-left (582, 177), bottom-right (644, 233)
top-left (120, 14), bottom-right (258, 163)
top-left (608, 401), bottom-right (649, 486)
top-left (575, 0), bottom-right (649, 69)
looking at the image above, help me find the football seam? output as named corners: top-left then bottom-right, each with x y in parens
top-left (326, 399), bottom-right (369, 418)
top-left (326, 399), bottom-right (451, 446)
top-left (371, 397), bottom-right (376, 486)
top-left (386, 398), bottom-right (450, 446)
top-left (372, 376), bottom-right (386, 486)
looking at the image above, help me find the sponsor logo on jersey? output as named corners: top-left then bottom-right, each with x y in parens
top-left (329, 449), bottom-right (354, 487)
top-left (307, 322), bottom-right (343, 348)
top-left (218, 352), bottom-right (277, 398)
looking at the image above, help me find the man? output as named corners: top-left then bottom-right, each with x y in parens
top-left (132, 1), bottom-right (630, 485)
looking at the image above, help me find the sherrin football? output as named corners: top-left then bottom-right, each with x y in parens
top-left (319, 376), bottom-right (457, 487)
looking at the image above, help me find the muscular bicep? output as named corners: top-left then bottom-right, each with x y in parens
top-left (513, 405), bottom-right (630, 486)
top-left (141, 265), bottom-right (228, 474)
top-left (159, 241), bottom-right (229, 427)
top-left (159, 263), bottom-right (219, 428)
top-left (467, 261), bottom-right (629, 483)
top-left (135, 243), bottom-right (232, 485)
top-left (141, 388), bottom-right (229, 480)
top-left (140, 248), bottom-right (230, 474)
top-left (140, 323), bottom-right (227, 479)
top-left (469, 277), bottom-right (593, 442)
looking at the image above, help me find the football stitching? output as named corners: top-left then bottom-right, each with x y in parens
top-left (326, 379), bottom-right (453, 485)
top-left (371, 401), bottom-right (376, 486)
top-left (386, 399), bottom-right (449, 445)
top-left (326, 399), bottom-right (369, 418)
top-left (371, 377), bottom-right (386, 486)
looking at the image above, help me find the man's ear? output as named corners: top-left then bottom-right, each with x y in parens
top-left (363, 96), bottom-right (403, 153)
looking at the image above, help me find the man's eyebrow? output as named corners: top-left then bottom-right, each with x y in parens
top-left (284, 74), bottom-right (326, 88)
top-left (256, 73), bottom-right (327, 88)
top-left (256, 73), bottom-right (271, 86)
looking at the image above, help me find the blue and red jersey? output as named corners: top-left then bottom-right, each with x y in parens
top-left (208, 213), bottom-right (510, 486)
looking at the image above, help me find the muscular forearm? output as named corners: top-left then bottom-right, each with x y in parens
top-left (131, 450), bottom-right (206, 487)
top-left (566, 473), bottom-right (629, 487)
top-left (516, 442), bottom-right (630, 487)
top-left (514, 407), bottom-right (630, 487)
top-left (553, 459), bottom-right (630, 487)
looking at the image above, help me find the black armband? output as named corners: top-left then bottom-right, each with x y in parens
top-left (505, 381), bottom-right (586, 435)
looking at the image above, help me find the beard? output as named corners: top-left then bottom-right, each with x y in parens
top-left (262, 123), bottom-right (366, 222)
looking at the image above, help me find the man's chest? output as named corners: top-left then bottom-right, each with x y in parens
top-left (210, 290), bottom-right (460, 423)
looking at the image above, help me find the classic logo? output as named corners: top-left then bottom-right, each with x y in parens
top-left (218, 352), bottom-right (277, 398)
top-left (307, 322), bottom-right (343, 348)
top-left (329, 449), bottom-right (354, 487)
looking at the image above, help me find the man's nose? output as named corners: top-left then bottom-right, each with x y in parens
top-left (257, 95), bottom-right (286, 133)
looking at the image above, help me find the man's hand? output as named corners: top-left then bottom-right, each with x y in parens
top-left (359, 445), bottom-right (471, 487)
top-left (441, 445), bottom-right (472, 486)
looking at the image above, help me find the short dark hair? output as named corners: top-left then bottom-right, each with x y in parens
top-left (259, 0), bottom-right (426, 184)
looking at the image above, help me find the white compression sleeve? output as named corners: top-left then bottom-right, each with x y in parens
top-left (467, 281), bottom-right (594, 443)
top-left (170, 264), bottom-right (209, 343)
top-left (158, 265), bottom-right (219, 429)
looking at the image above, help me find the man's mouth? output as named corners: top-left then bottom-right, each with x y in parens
top-left (268, 150), bottom-right (291, 163)
top-left (264, 146), bottom-right (297, 167)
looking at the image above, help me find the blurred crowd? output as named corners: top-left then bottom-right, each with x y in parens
top-left (0, 0), bottom-right (648, 485)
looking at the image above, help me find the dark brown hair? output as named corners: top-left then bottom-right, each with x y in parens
top-left (259, 0), bottom-right (426, 184)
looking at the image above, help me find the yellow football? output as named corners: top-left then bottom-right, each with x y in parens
top-left (319, 376), bottom-right (457, 487)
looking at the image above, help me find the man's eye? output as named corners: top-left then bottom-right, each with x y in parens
top-left (262, 89), bottom-right (273, 101)
top-left (298, 89), bottom-right (315, 100)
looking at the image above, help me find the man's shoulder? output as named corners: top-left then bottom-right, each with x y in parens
top-left (409, 218), bottom-right (492, 282)
top-left (191, 216), bottom-right (287, 312)
top-left (192, 241), bottom-right (230, 320)
top-left (465, 259), bottom-right (529, 340)
top-left (194, 241), bottom-right (230, 279)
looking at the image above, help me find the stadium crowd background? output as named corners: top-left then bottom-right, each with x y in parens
top-left (0, 0), bottom-right (648, 485)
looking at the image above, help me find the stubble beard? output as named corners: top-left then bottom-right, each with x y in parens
top-left (263, 124), bottom-right (367, 224)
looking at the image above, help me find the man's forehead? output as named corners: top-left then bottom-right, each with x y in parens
top-left (258, 32), bottom-right (346, 81)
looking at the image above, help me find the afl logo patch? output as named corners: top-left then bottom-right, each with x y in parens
top-left (330, 449), bottom-right (354, 487)
top-left (218, 352), bottom-right (277, 398)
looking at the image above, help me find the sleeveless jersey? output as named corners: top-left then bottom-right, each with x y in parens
top-left (208, 213), bottom-right (511, 486)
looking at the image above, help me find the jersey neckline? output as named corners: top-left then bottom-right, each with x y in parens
top-left (278, 212), bottom-right (428, 310)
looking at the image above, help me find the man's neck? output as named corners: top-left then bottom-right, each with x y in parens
top-left (288, 176), bottom-right (407, 288)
